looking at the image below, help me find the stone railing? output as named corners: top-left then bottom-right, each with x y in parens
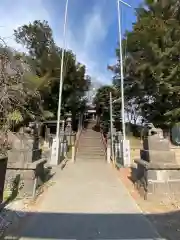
top-left (0, 153), bottom-right (50, 207)
top-left (100, 127), bottom-right (108, 161)
top-left (5, 157), bottom-right (49, 200)
top-left (102, 130), bottom-right (124, 165)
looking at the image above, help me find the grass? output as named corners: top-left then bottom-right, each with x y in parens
top-left (3, 189), bottom-right (11, 201)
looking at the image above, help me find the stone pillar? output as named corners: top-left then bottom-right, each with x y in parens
top-left (107, 138), bottom-right (111, 163)
top-left (71, 145), bottom-right (75, 163)
top-left (50, 137), bottom-right (61, 165)
top-left (122, 140), bottom-right (131, 167)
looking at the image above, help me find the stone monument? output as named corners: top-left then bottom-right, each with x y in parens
top-left (8, 122), bottom-right (42, 167)
top-left (140, 127), bottom-right (174, 165)
top-left (4, 122), bottom-right (47, 199)
top-left (135, 125), bottom-right (180, 200)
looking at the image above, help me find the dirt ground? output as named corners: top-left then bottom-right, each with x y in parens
top-left (116, 167), bottom-right (180, 240)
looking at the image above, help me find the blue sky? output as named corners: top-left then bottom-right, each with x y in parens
top-left (0, 0), bottom-right (143, 84)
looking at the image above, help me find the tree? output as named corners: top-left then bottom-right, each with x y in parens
top-left (0, 44), bottom-right (27, 129)
top-left (0, 42), bottom-right (50, 135)
top-left (14, 20), bottom-right (90, 125)
top-left (93, 85), bottom-right (120, 133)
top-left (111, 0), bottom-right (180, 127)
top-left (14, 20), bottom-right (55, 68)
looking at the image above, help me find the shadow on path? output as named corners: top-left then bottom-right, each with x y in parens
top-left (3, 210), bottom-right (170, 239)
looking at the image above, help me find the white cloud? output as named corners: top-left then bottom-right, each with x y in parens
top-left (63, 1), bottom-right (114, 84)
top-left (0, 0), bottom-right (51, 51)
top-left (83, 5), bottom-right (108, 49)
top-left (0, 0), bottom-right (114, 84)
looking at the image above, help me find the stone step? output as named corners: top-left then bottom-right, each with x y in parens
top-left (79, 138), bottom-right (102, 141)
top-left (78, 149), bottom-right (104, 153)
top-left (77, 148), bottom-right (104, 152)
top-left (79, 144), bottom-right (102, 147)
top-left (78, 152), bottom-right (104, 155)
top-left (80, 134), bottom-right (100, 136)
top-left (77, 149), bottom-right (104, 153)
top-left (77, 159), bottom-right (105, 162)
top-left (77, 154), bottom-right (105, 158)
top-left (80, 136), bottom-right (101, 138)
top-left (78, 145), bottom-right (103, 148)
top-left (76, 156), bottom-right (105, 160)
top-left (77, 153), bottom-right (105, 157)
top-left (77, 125), bottom-right (105, 161)
top-left (78, 144), bottom-right (103, 147)
top-left (79, 141), bottom-right (102, 144)
top-left (80, 143), bottom-right (102, 145)
top-left (81, 138), bottom-right (100, 140)
top-left (81, 135), bottom-right (99, 137)
top-left (79, 136), bottom-right (101, 139)
top-left (80, 140), bottom-right (101, 142)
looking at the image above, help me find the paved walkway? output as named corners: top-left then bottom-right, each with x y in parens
top-left (7, 161), bottom-right (165, 240)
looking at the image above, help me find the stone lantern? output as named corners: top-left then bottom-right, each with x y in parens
top-left (65, 113), bottom-right (73, 145)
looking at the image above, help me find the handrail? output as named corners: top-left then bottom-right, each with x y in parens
top-left (101, 130), bottom-right (107, 150)
top-left (75, 128), bottom-right (82, 150)
top-left (71, 126), bottom-right (83, 162)
top-left (99, 127), bottom-right (108, 160)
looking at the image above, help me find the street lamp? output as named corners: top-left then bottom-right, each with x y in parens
top-left (55, 0), bottom-right (69, 165)
top-left (117, 0), bottom-right (131, 141)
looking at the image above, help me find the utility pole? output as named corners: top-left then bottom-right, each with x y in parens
top-left (117, 0), bottom-right (131, 140)
top-left (55, 0), bottom-right (69, 165)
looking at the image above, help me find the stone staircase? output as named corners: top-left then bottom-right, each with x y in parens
top-left (76, 121), bottom-right (105, 162)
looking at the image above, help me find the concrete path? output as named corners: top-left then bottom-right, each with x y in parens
top-left (6, 161), bottom-right (165, 240)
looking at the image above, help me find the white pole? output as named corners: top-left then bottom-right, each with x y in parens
top-left (118, 0), bottom-right (131, 7)
top-left (109, 92), bottom-right (114, 162)
top-left (117, 0), bottom-right (126, 141)
top-left (117, 0), bottom-right (131, 167)
top-left (55, 0), bottom-right (69, 165)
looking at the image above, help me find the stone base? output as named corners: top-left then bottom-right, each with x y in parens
top-left (147, 180), bottom-right (180, 198)
top-left (146, 169), bottom-right (180, 200)
top-left (4, 169), bottom-right (35, 199)
top-left (4, 159), bottom-right (48, 200)
top-left (134, 159), bottom-right (180, 200)
top-left (148, 169), bottom-right (180, 181)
